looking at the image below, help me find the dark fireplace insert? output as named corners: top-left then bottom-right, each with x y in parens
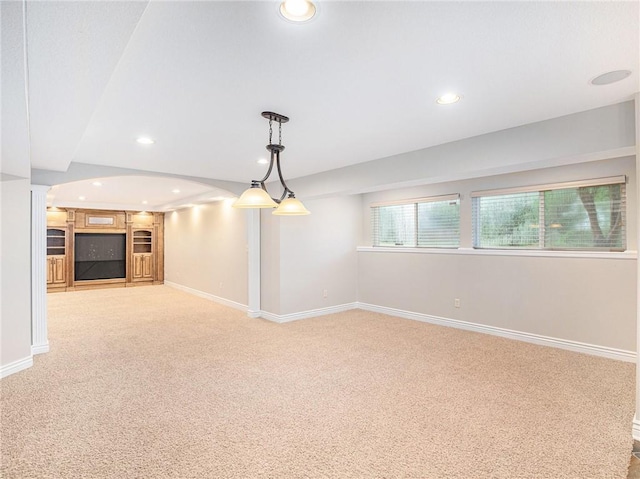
top-left (74, 233), bottom-right (126, 281)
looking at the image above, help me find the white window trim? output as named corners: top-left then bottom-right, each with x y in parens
top-left (370, 193), bottom-right (459, 208)
top-left (357, 246), bottom-right (637, 260)
top-left (470, 175), bottom-right (626, 198)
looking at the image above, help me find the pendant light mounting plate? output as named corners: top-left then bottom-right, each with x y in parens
top-left (262, 111), bottom-right (289, 123)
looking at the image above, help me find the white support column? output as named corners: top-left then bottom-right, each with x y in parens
top-left (633, 92), bottom-right (640, 441)
top-left (31, 185), bottom-right (49, 354)
top-left (247, 209), bottom-right (261, 318)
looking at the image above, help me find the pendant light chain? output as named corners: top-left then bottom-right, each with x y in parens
top-left (267, 118), bottom-right (282, 146)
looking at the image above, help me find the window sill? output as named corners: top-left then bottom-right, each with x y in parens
top-left (356, 246), bottom-right (637, 260)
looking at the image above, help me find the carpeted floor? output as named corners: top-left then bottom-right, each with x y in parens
top-left (1, 286), bottom-right (635, 478)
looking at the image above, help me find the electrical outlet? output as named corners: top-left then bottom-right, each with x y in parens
top-left (219, 282), bottom-right (223, 289)
top-left (323, 289), bottom-right (328, 298)
top-left (454, 298), bottom-right (460, 308)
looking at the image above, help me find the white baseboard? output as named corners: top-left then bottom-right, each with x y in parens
top-left (260, 303), bottom-right (359, 324)
top-left (1, 356), bottom-right (33, 379)
top-left (633, 416), bottom-right (640, 441)
top-left (357, 302), bottom-right (636, 363)
top-left (32, 343), bottom-right (49, 355)
top-left (162, 283), bottom-right (635, 362)
top-left (164, 281), bottom-right (248, 313)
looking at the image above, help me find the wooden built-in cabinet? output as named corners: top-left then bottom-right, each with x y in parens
top-left (132, 230), bottom-right (154, 281)
top-left (45, 208), bottom-right (164, 292)
top-left (46, 228), bottom-right (67, 291)
top-left (126, 212), bottom-right (164, 286)
top-left (132, 254), bottom-right (153, 280)
top-left (47, 256), bottom-right (66, 286)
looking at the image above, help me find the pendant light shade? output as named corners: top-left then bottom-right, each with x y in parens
top-left (233, 183), bottom-right (278, 208)
top-left (232, 111), bottom-right (310, 215)
top-left (273, 196), bottom-right (310, 216)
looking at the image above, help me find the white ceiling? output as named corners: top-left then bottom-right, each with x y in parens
top-left (18, 1), bottom-right (640, 205)
top-left (46, 176), bottom-right (233, 212)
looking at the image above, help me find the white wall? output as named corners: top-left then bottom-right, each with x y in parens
top-left (358, 157), bottom-right (637, 353)
top-left (358, 252), bottom-right (636, 351)
top-left (1, 2), bottom-right (33, 377)
top-left (260, 195), bottom-right (362, 317)
top-left (164, 200), bottom-right (248, 307)
top-left (260, 209), bottom-right (281, 315)
top-left (280, 196), bottom-right (361, 315)
top-left (2, 1), bottom-right (31, 180)
top-left (1, 179), bottom-right (33, 374)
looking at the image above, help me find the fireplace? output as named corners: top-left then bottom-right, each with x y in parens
top-left (74, 233), bottom-right (126, 281)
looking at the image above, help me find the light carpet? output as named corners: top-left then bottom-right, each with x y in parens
top-left (1, 286), bottom-right (635, 478)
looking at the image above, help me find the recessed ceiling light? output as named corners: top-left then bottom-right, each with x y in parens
top-left (78, 196), bottom-right (86, 201)
top-left (92, 181), bottom-right (102, 187)
top-left (280, 0), bottom-right (316, 22)
top-left (257, 158), bottom-right (269, 165)
top-left (436, 93), bottom-right (461, 105)
top-left (172, 189), bottom-right (180, 194)
top-left (590, 70), bottom-right (632, 86)
top-left (142, 200), bottom-right (148, 205)
top-left (136, 137), bottom-right (155, 145)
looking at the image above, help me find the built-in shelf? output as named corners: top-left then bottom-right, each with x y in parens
top-left (133, 230), bottom-right (152, 254)
top-left (46, 228), bottom-right (66, 256)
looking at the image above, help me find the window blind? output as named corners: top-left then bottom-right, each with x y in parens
top-left (372, 195), bottom-right (460, 248)
top-left (473, 178), bottom-right (626, 251)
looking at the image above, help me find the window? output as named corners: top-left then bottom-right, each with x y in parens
top-left (472, 176), bottom-right (626, 251)
top-left (372, 195), bottom-right (460, 247)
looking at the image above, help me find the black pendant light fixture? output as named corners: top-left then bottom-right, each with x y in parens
top-left (233, 112), bottom-right (310, 215)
